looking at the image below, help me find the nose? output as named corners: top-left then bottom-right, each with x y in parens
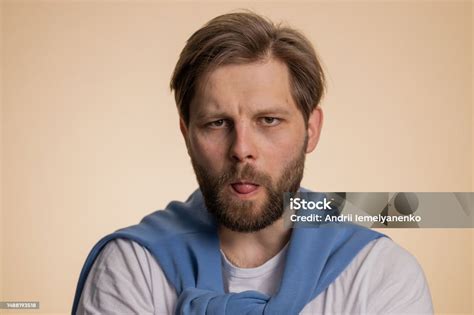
top-left (229, 121), bottom-right (257, 163)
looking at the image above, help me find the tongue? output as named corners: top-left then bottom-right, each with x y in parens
top-left (231, 183), bottom-right (258, 194)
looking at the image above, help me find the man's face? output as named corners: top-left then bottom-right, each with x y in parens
top-left (181, 58), bottom-right (322, 232)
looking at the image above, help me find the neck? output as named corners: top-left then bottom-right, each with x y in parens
top-left (218, 217), bottom-right (291, 268)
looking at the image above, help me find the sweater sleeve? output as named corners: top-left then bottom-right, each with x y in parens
top-left (76, 238), bottom-right (177, 314)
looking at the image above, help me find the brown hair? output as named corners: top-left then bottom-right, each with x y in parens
top-left (170, 11), bottom-right (326, 126)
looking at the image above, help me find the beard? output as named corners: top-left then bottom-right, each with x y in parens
top-left (190, 138), bottom-right (307, 233)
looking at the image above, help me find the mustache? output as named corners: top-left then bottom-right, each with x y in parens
top-left (216, 163), bottom-right (273, 188)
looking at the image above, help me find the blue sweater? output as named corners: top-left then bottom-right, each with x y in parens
top-left (72, 189), bottom-right (384, 314)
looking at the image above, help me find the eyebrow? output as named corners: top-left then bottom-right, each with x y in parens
top-left (254, 107), bottom-right (292, 117)
top-left (194, 105), bottom-right (293, 121)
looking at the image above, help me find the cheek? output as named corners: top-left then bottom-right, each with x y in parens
top-left (259, 127), bottom-right (305, 161)
top-left (189, 133), bottom-right (228, 170)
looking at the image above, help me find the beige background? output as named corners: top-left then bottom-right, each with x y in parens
top-left (1, 0), bottom-right (473, 314)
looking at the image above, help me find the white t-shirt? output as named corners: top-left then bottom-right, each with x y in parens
top-left (77, 237), bottom-right (433, 314)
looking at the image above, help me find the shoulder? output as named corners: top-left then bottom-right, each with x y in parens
top-left (344, 236), bottom-right (433, 314)
top-left (305, 236), bottom-right (433, 314)
top-left (97, 237), bottom-right (150, 261)
top-left (89, 237), bottom-right (176, 292)
top-left (345, 236), bottom-right (427, 287)
top-left (86, 238), bottom-right (156, 280)
top-left (77, 238), bottom-right (177, 314)
top-left (353, 236), bottom-right (420, 271)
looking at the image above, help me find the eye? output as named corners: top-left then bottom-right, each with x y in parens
top-left (260, 117), bottom-right (281, 126)
top-left (207, 119), bottom-right (229, 129)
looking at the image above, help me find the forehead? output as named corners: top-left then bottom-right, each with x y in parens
top-left (191, 58), bottom-right (298, 116)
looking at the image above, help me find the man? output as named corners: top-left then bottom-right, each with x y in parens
top-left (72, 12), bottom-right (433, 314)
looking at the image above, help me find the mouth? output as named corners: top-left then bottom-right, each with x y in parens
top-left (230, 181), bottom-right (260, 196)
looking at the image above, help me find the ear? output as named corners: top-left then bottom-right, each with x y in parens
top-left (179, 117), bottom-right (188, 139)
top-left (179, 117), bottom-right (191, 153)
top-left (306, 107), bottom-right (323, 153)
